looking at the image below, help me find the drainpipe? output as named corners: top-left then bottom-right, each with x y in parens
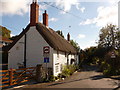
top-left (24, 33), bottom-right (27, 68)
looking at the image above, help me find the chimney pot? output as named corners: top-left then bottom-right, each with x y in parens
top-left (67, 33), bottom-right (70, 42)
top-left (45, 10), bottom-right (47, 13)
top-left (30, 0), bottom-right (39, 26)
top-left (43, 10), bottom-right (48, 26)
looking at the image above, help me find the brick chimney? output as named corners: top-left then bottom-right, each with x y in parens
top-left (30, 0), bottom-right (39, 26)
top-left (43, 10), bottom-right (48, 26)
top-left (67, 33), bottom-right (70, 42)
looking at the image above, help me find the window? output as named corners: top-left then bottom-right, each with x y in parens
top-left (55, 65), bottom-right (59, 73)
top-left (60, 64), bottom-right (63, 71)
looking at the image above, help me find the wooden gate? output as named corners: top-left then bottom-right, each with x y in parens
top-left (0, 67), bottom-right (36, 88)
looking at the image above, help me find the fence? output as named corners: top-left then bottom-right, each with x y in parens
top-left (0, 64), bottom-right (8, 70)
top-left (0, 67), bottom-right (36, 88)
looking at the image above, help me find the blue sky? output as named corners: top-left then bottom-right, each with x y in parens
top-left (1, 0), bottom-right (119, 49)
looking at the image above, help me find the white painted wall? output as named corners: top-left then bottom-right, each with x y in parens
top-left (53, 50), bottom-right (78, 76)
top-left (53, 50), bottom-right (67, 76)
top-left (8, 26), bottom-right (53, 69)
top-left (25, 26), bottom-right (53, 68)
top-left (8, 26), bottom-right (78, 76)
top-left (8, 36), bottom-right (25, 69)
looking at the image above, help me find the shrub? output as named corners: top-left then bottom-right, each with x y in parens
top-left (99, 61), bottom-right (107, 72)
top-left (102, 50), bottom-right (120, 76)
top-left (48, 75), bottom-right (61, 82)
top-left (59, 65), bottom-right (78, 78)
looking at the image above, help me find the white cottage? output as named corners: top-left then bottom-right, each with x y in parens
top-left (7, 1), bottom-right (78, 76)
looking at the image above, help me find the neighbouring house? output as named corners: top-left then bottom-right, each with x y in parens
top-left (0, 26), bottom-right (12, 69)
top-left (0, 26), bottom-right (12, 48)
top-left (1, 36), bottom-right (12, 64)
top-left (7, 1), bottom-right (78, 76)
top-left (0, 36), bottom-right (12, 48)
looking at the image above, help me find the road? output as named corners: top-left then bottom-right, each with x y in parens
top-left (11, 65), bottom-right (119, 89)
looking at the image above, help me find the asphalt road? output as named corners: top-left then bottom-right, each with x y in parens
top-left (11, 65), bottom-right (119, 89)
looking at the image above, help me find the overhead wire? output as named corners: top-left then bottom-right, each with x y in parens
top-left (42, 2), bottom-right (86, 21)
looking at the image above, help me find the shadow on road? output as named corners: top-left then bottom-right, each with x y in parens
top-left (48, 78), bottom-right (89, 87)
top-left (79, 65), bottom-right (99, 72)
top-left (90, 74), bottom-right (106, 80)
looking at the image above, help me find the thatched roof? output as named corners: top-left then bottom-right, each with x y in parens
top-left (7, 23), bottom-right (77, 54)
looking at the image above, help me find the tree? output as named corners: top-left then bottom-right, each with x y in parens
top-left (56, 30), bottom-right (64, 38)
top-left (56, 30), bottom-right (80, 52)
top-left (9, 35), bottom-right (18, 40)
top-left (116, 30), bottom-right (120, 50)
top-left (98, 24), bottom-right (119, 49)
top-left (97, 24), bottom-right (120, 75)
top-left (0, 25), bottom-right (11, 38)
top-left (70, 40), bottom-right (80, 52)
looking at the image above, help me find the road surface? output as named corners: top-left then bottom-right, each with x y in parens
top-left (11, 65), bottom-right (119, 89)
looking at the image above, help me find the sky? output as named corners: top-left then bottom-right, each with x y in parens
top-left (0, 0), bottom-right (119, 49)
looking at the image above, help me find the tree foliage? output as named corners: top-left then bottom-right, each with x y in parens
top-left (56, 30), bottom-right (80, 52)
top-left (98, 24), bottom-right (120, 49)
top-left (79, 24), bottom-right (120, 76)
top-left (0, 25), bottom-right (11, 38)
top-left (9, 35), bottom-right (18, 40)
top-left (56, 30), bottom-right (64, 38)
top-left (70, 40), bottom-right (80, 52)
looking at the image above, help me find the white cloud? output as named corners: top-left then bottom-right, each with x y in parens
top-left (49, 18), bottom-right (58, 22)
top-left (78, 40), bottom-right (97, 49)
top-left (80, 19), bottom-right (96, 25)
top-left (55, 0), bottom-right (85, 14)
top-left (10, 34), bottom-right (15, 37)
top-left (55, 0), bottom-right (78, 11)
top-left (76, 3), bottom-right (85, 13)
top-left (80, 6), bottom-right (118, 27)
top-left (0, 0), bottom-right (47, 16)
top-left (78, 34), bottom-right (86, 39)
top-left (80, 7), bottom-right (85, 13)
top-left (108, 0), bottom-right (119, 5)
top-left (0, 0), bottom-right (31, 16)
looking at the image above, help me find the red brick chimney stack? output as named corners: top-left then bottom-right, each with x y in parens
top-left (43, 10), bottom-right (48, 26)
top-left (67, 33), bottom-right (70, 42)
top-left (30, 0), bottom-right (39, 26)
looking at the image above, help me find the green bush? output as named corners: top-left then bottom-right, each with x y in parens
top-left (103, 65), bottom-right (118, 76)
top-left (99, 61), bottom-right (107, 72)
top-left (49, 75), bottom-right (59, 81)
top-left (102, 50), bottom-right (120, 76)
top-left (58, 65), bottom-right (78, 78)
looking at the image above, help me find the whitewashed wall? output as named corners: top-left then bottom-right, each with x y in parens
top-left (25, 26), bottom-right (53, 68)
top-left (8, 26), bottom-right (78, 76)
top-left (53, 50), bottom-right (67, 76)
top-left (8, 26), bottom-right (53, 69)
top-left (8, 35), bottom-right (25, 69)
top-left (53, 50), bottom-right (78, 76)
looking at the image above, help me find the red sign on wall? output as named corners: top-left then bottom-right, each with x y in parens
top-left (43, 46), bottom-right (50, 54)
